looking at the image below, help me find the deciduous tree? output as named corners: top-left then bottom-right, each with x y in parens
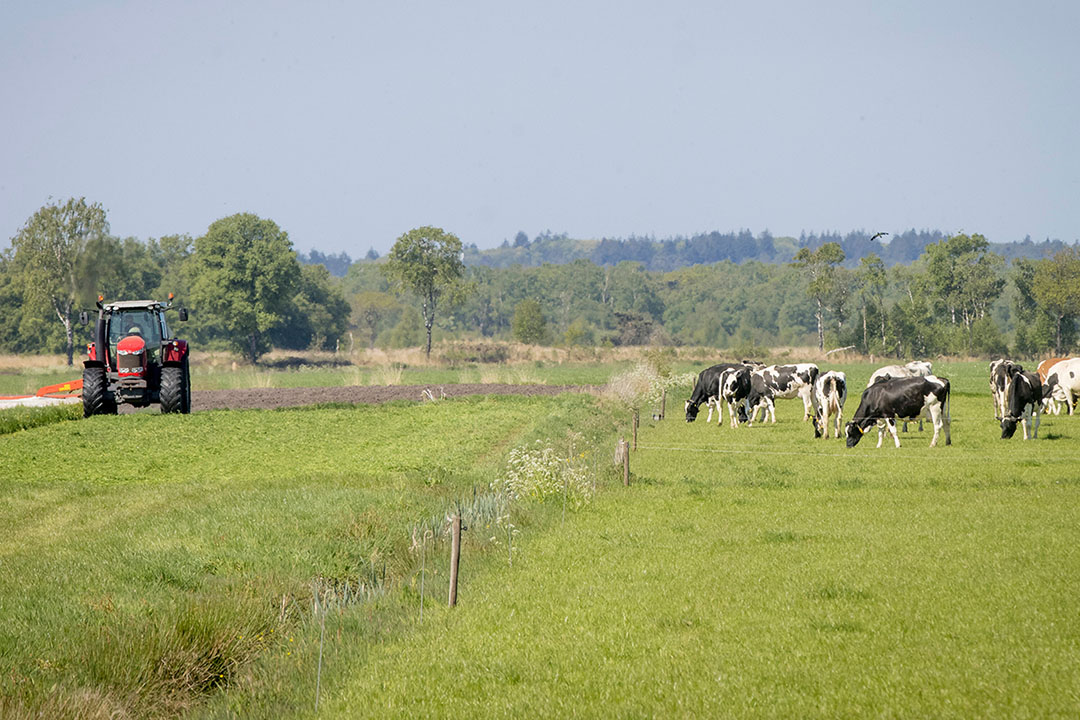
top-left (792, 242), bottom-right (845, 350)
top-left (512, 299), bottom-right (548, 344)
top-left (189, 213), bottom-right (300, 363)
top-left (383, 226), bottom-right (468, 357)
top-left (1031, 249), bottom-right (1080, 354)
top-left (11, 197), bottom-right (109, 365)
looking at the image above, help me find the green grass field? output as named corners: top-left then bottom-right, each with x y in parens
top-left (319, 361), bottom-right (1080, 718)
top-left (0, 393), bottom-right (616, 718)
top-left (3, 360), bottom-right (1080, 718)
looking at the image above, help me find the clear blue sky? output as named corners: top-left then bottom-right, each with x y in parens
top-left (2, 1), bottom-right (1077, 256)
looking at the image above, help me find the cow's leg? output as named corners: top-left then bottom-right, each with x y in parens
top-left (1032, 405), bottom-right (1041, 439)
top-left (926, 405), bottom-right (941, 447)
top-left (768, 399), bottom-right (776, 423)
top-left (728, 400), bottom-right (738, 429)
top-left (1021, 406), bottom-right (1032, 440)
top-left (833, 406), bottom-right (842, 439)
top-left (887, 420), bottom-right (901, 448)
top-left (875, 422), bottom-right (885, 448)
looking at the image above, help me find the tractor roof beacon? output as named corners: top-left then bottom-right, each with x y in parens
top-left (80, 294), bottom-right (191, 416)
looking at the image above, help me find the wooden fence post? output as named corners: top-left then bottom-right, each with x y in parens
top-left (621, 438), bottom-right (630, 486)
top-left (632, 410), bottom-right (639, 451)
top-left (661, 389), bottom-right (666, 420)
top-left (448, 514), bottom-right (462, 607)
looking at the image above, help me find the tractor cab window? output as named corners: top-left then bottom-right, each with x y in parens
top-left (109, 311), bottom-right (163, 349)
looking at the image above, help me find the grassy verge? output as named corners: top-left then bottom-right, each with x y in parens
top-left (0, 393), bottom-right (618, 718)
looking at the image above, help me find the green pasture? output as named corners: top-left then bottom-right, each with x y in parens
top-left (322, 362), bottom-right (1080, 718)
top-left (3, 359), bottom-right (1079, 718)
top-left (0, 393), bottom-right (614, 718)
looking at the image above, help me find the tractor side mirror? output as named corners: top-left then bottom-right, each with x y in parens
top-left (178, 308), bottom-right (189, 321)
top-left (79, 311), bottom-right (89, 326)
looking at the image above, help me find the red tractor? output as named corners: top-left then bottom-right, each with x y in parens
top-left (80, 296), bottom-right (191, 416)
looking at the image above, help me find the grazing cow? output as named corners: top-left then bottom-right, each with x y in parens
top-left (989, 359), bottom-right (1023, 420)
top-left (745, 370), bottom-right (777, 425)
top-left (868, 360), bottom-right (933, 431)
top-left (703, 397), bottom-right (721, 424)
top-left (867, 360), bottom-right (933, 386)
top-left (1043, 358), bottom-right (1080, 416)
top-left (1037, 357), bottom-right (1070, 415)
top-left (812, 371), bottom-right (847, 439)
top-left (1000, 367), bottom-right (1045, 440)
top-left (685, 363), bottom-right (747, 423)
top-left (845, 375), bottom-right (951, 449)
top-left (750, 363), bottom-right (819, 422)
top-left (719, 366), bottom-right (752, 428)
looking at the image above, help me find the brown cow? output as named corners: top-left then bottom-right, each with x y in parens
top-left (1038, 357), bottom-right (1069, 414)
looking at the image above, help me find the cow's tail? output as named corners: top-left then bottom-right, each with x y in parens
top-left (942, 378), bottom-right (952, 445)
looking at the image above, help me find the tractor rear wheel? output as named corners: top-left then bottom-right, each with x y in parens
top-left (160, 363), bottom-right (191, 414)
top-left (82, 367), bottom-right (116, 417)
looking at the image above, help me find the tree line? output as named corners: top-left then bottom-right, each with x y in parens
top-left (3, 198), bottom-right (1080, 365)
top-left (465, 228), bottom-right (1074, 271)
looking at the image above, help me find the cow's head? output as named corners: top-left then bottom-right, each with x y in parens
top-left (844, 421), bottom-right (865, 448)
top-left (685, 400), bottom-right (700, 423)
top-left (1000, 416), bottom-right (1019, 439)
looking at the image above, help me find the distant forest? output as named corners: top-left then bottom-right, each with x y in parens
top-left (460, 229), bottom-right (1073, 272)
top-left (301, 229), bottom-right (1074, 277)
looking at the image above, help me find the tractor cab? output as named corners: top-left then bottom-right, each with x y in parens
top-left (105, 305), bottom-right (168, 370)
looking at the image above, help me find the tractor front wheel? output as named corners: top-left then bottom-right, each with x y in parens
top-left (82, 367), bottom-right (116, 417)
top-left (160, 363), bottom-right (191, 414)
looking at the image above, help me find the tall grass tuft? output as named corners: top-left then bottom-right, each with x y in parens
top-left (0, 403), bottom-right (82, 435)
top-left (372, 364), bottom-right (404, 386)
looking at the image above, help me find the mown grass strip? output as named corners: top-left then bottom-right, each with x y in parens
top-left (0, 393), bottom-right (614, 718)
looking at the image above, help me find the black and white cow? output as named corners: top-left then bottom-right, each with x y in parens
top-left (989, 359), bottom-right (1022, 420)
top-left (746, 363), bottom-right (819, 422)
top-left (1043, 358), bottom-right (1080, 417)
top-left (812, 370), bottom-right (847, 439)
top-left (868, 360), bottom-right (934, 432)
top-left (685, 363), bottom-right (747, 423)
top-left (719, 366), bottom-right (752, 428)
top-left (867, 360), bottom-right (933, 386)
top-left (746, 371), bottom-right (776, 425)
top-left (1000, 367), bottom-right (1045, 440)
top-left (845, 375), bottom-right (951, 449)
